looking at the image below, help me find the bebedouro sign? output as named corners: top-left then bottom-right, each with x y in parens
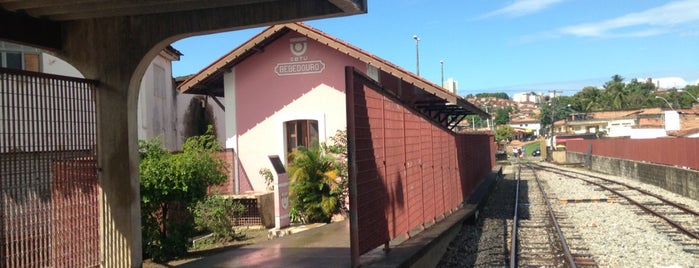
top-left (274, 37), bottom-right (325, 76)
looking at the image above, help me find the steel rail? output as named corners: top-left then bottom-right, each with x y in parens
top-left (509, 164), bottom-right (521, 268)
top-left (512, 164), bottom-right (577, 268)
top-left (529, 164), bottom-right (577, 268)
top-left (535, 164), bottom-right (699, 240)
top-left (535, 164), bottom-right (699, 216)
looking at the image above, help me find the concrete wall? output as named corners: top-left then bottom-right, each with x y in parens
top-left (567, 152), bottom-right (698, 200)
top-left (137, 51), bottom-right (179, 149)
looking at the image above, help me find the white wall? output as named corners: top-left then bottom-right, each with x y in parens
top-left (509, 122), bottom-right (541, 135)
top-left (238, 84), bottom-right (345, 191)
top-left (629, 128), bottom-right (668, 139)
top-left (137, 51), bottom-right (226, 151)
top-left (224, 69), bottom-right (347, 191)
top-left (601, 119), bottom-right (632, 137)
top-left (137, 53), bottom-right (178, 150)
top-left (42, 53), bottom-right (83, 77)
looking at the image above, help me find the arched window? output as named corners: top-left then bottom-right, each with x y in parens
top-left (285, 119), bottom-right (319, 155)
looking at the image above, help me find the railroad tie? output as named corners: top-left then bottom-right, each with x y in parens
top-left (559, 198), bottom-right (616, 204)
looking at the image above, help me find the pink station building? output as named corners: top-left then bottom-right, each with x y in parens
top-left (178, 23), bottom-right (485, 194)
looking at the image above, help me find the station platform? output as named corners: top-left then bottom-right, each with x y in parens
top-left (176, 166), bottom-right (502, 268)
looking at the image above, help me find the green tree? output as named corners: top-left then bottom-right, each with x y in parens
top-left (678, 84), bottom-right (699, 109)
top-left (475, 92), bottom-right (510, 100)
top-left (494, 108), bottom-right (510, 125)
top-left (602, 74), bottom-right (627, 110)
top-left (139, 128), bottom-right (227, 262)
top-left (287, 145), bottom-right (341, 223)
top-left (495, 125), bottom-right (515, 142)
top-left (573, 86), bottom-right (602, 112)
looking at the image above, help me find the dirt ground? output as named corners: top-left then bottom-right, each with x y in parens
top-left (142, 228), bottom-right (269, 267)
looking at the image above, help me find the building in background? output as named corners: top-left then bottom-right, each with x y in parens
top-left (1, 41), bottom-right (82, 77)
top-left (443, 77), bottom-right (458, 94)
top-left (0, 41), bottom-right (223, 151)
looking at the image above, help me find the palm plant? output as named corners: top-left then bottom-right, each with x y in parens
top-left (287, 145), bottom-right (341, 223)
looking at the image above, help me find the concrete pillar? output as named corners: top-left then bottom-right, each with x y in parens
top-left (61, 18), bottom-right (169, 267)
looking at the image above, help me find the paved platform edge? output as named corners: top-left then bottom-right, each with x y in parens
top-left (362, 165), bottom-right (503, 268)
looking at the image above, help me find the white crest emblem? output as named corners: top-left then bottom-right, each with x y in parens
top-left (281, 192), bottom-right (289, 209)
top-left (289, 37), bottom-right (307, 56)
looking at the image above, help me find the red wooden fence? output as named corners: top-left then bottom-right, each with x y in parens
top-left (346, 67), bottom-right (494, 263)
top-left (566, 138), bottom-right (699, 171)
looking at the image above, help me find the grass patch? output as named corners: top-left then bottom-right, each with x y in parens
top-left (522, 142), bottom-right (540, 154)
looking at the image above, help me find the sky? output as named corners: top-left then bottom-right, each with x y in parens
top-left (171, 0), bottom-right (699, 96)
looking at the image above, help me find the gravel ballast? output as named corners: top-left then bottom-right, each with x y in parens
top-left (438, 161), bottom-right (699, 268)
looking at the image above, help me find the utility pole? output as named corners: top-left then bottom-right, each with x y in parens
top-left (413, 35), bottom-right (420, 76)
top-left (549, 90), bottom-right (558, 152)
top-left (440, 60), bottom-right (444, 87)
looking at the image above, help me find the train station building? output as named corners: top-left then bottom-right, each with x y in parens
top-left (178, 22), bottom-right (489, 193)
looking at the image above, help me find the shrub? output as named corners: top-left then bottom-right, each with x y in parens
top-left (322, 130), bottom-right (349, 214)
top-left (193, 194), bottom-right (246, 240)
top-left (259, 168), bottom-right (274, 191)
top-left (287, 145), bottom-right (340, 223)
top-left (139, 127), bottom-right (227, 262)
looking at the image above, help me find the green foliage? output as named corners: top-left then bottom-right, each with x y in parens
top-left (139, 127), bottom-right (227, 262)
top-left (465, 114), bottom-right (487, 129)
top-left (287, 143), bottom-right (341, 223)
top-left (192, 194), bottom-right (246, 241)
top-left (322, 130), bottom-right (348, 214)
top-left (259, 168), bottom-right (274, 191)
top-left (495, 125), bottom-right (515, 142)
top-left (475, 92), bottom-right (510, 100)
top-left (493, 108), bottom-right (511, 125)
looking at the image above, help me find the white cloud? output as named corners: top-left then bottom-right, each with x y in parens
top-left (645, 77), bottom-right (689, 89)
top-left (477, 0), bottom-right (565, 19)
top-left (559, 0), bottom-right (699, 38)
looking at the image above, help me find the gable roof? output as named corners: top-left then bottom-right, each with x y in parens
top-left (178, 22), bottom-right (489, 119)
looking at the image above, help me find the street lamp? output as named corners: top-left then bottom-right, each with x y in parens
top-left (655, 96), bottom-right (674, 110)
top-left (413, 35), bottom-right (420, 76)
top-left (678, 89), bottom-right (699, 103)
top-left (440, 60), bottom-right (444, 87)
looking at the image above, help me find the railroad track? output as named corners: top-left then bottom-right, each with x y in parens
top-left (510, 164), bottom-right (597, 267)
top-left (531, 163), bottom-right (699, 254)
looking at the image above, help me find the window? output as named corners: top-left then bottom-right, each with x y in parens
top-left (285, 120), bottom-right (319, 157)
top-left (366, 64), bottom-right (379, 82)
top-left (1, 51), bottom-right (40, 71)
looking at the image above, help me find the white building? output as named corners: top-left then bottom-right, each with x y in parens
top-left (512, 92), bottom-right (540, 103)
top-left (0, 41), bottom-right (220, 151)
top-left (443, 77), bottom-right (457, 94)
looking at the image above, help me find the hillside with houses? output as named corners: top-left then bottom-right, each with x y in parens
top-left (460, 76), bottom-right (699, 148)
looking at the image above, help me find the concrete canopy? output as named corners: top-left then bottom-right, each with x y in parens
top-left (1, 0), bottom-right (366, 50)
top-left (1, 0), bottom-right (366, 266)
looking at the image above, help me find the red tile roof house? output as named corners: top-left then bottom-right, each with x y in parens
top-left (178, 22), bottom-right (486, 194)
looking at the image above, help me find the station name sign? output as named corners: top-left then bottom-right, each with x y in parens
top-left (275, 60), bottom-right (325, 76)
top-left (274, 37), bottom-right (326, 76)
